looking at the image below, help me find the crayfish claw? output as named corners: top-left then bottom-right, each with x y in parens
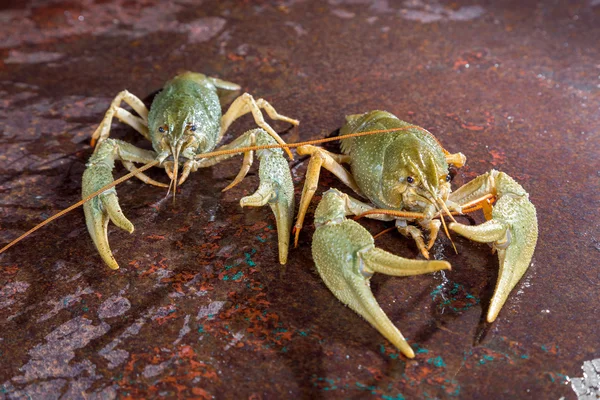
top-left (449, 170), bottom-right (538, 322)
top-left (312, 189), bottom-right (450, 358)
top-left (82, 139), bottom-right (136, 270)
top-left (239, 131), bottom-right (294, 265)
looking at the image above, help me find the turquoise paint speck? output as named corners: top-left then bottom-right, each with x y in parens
top-left (555, 373), bottom-right (567, 383)
top-left (380, 344), bottom-right (386, 354)
top-left (479, 355), bottom-right (494, 365)
top-left (521, 354), bottom-right (529, 359)
top-left (256, 235), bottom-right (267, 243)
top-left (447, 384), bottom-right (461, 397)
top-left (382, 394), bottom-right (405, 400)
top-left (281, 347), bottom-right (288, 353)
top-left (82, 306), bottom-right (89, 312)
top-left (412, 344), bottom-right (429, 354)
top-left (198, 326), bottom-right (205, 333)
top-left (427, 356), bottom-right (446, 367)
top-left (245, 250), bottom-right (257, 267)
top-left (232, 271), bottom-right (244, 281)
top-left (356, 382), bottom-right (377, 394)
top-left (298, 330), bottom-right (308, 336)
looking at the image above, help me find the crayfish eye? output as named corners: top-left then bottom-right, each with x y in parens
top-left (406, 176), bottom-right (415, 184)
top-left (158, 126), bottom-right (166, 133)
top-left (446, 174), bottom-right (452, 182)
top-left (189, 125), bottom-right (197, 132)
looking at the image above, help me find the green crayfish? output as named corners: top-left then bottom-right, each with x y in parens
top-left (1, 76), bottom-right (538, 360)
top-left (294, 110), bottom-right (538, 358)
top-left (83, 71), bottom-right (298, 269)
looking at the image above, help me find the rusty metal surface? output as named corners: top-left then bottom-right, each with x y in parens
top-left (0, 0), bottom-right (599, 398)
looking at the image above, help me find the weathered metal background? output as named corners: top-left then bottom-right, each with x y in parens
top-left (1, 0), bottom-right (599, 398)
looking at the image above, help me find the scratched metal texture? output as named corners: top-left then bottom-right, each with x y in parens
top-left (0, 0), bottom-right (598, 399)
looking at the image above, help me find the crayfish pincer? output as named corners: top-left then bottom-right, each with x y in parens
top-left (294, 110), bottom-right (538, 358)
top-left (83, 72), bottom-right (298, 269)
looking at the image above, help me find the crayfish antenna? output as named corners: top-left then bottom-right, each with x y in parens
top-left (436, 199), bottom-right (458, 254)
top-left (0, 160), bottom-right (158, 255)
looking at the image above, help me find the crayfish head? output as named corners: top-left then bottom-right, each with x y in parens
top-left (148, 91), bottom-right (219, 165)
top-left (380, 136), bottom-right (451, 214)
top-left (148, 97), bottom-right (217, 195)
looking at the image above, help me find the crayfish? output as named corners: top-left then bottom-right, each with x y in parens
top-left (0, 77), bottom-right (538, 360)
top-left (293, 110), bottom-right (538, 358)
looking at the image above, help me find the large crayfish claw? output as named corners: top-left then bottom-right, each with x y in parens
top-left (449, 170), bottom-right (538, 322)
top-left (82, 139), bottom-right (134, 270)
top-left (239, 131), bottom-right (295, 265)
top-left (312, 189), bottom-right (451, 358)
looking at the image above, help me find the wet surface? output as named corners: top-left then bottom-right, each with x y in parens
top-left (0, 0), bottom-right (599, 398)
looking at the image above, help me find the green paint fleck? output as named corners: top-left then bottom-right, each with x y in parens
top-left (198, 325), bottom-right (205, 333)
top-left (380, 344), bottom-right (386, 354)
top-left (82, 306), bottom-right (89, 312)
top-left (479, 355), bottom-right (494, 365)
top-left (547, 372), bottom-right (567, 384)
top-left (281, 346), bottom-right (288, 353)
top-left (356, 382), bottom-right (377, 394)
top-left (256, 235), bottom-right (267, 243)
top-left (244, 249), bottom-right (257, 267)
top-left (298, 330), bottom-right (308, 337)
top-left (427, 356), bottom-right (446, 367)
top-left (232, 271), bottom-right (244, 281)
top-left (412, 344), bottom-right (429, 354)
top-left (382, 394), bottom-right (405, 400)
top-left (521, 354), bottom-right (529, 359)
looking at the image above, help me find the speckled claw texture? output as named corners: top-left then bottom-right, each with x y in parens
top-left (240, 131), bottom-right (295, 265)
top-left (449, 170), bottom-right (538, 322)
top-left (82, 140), bottom-right (134, 270)
top-left (311, 189), bottom-right (451, 358)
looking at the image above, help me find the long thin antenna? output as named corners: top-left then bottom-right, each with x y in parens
top-left (195, 126), bottom-right (426, 160)
top-left (0, 125), bottom-right (419, 254)
top-left (0, 160), bottom-right (159, 254)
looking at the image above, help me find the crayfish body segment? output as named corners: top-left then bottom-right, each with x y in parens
top-left (84, 72), bottom-right (298, 269)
